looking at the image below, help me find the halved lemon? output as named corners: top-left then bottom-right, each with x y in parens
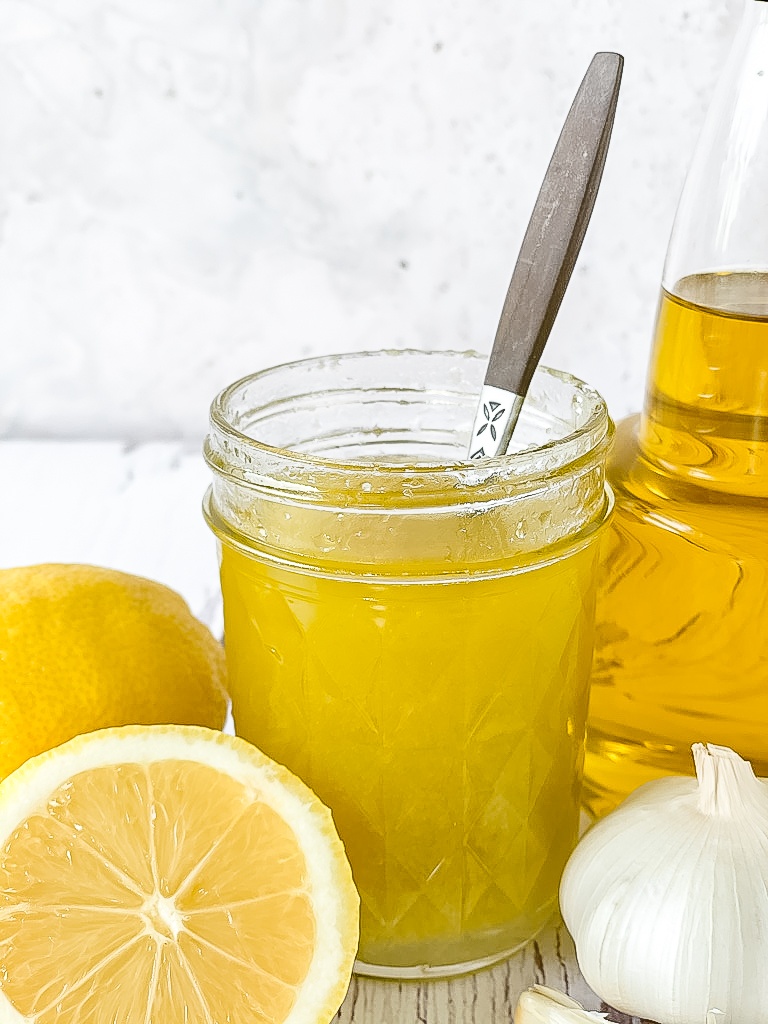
top-left (0, 725), bottom-right (359, 1023)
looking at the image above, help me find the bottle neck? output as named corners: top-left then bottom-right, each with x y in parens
top-left (662, 0), bottom-right (768, 291)
top-left (637, 0), bottom-right (768, 497)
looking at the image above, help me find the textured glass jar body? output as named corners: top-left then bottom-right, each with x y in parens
top-left (204, 350), bottom-right (612, 977)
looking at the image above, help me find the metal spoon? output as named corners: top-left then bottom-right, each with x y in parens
top-left (468, 51), bottom-right (623, 460)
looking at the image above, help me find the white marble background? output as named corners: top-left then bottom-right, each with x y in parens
top-left (0, 0), bottom-right (742, 441)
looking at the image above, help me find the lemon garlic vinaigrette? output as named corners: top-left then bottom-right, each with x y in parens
top-left (204, 350), bottom-right (612, 976)
top-left (585, 272), bottom-right (768, 815)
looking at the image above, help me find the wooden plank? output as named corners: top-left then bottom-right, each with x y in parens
top-left (337, 925), bottom-right (603, 1024)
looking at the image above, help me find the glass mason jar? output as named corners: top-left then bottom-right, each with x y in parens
top-left (203, 349), bottom-right (612, 978)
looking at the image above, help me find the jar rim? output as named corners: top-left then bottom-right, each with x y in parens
top-left (207, 349), bottom-right (611, 487)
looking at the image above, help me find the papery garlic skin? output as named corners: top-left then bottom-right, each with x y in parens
top-left (514, 985), bottom-right (605, 1024)
top-left (560, 744), bottom-right (768, 1024)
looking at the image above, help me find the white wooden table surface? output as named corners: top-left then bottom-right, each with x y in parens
top-left (0, 440), bottom-right (642, 1024)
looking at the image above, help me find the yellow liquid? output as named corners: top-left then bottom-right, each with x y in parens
top-left (585, 272), bottom-right (768, 817)
top-left (219, 529), bottom-right (599, 971)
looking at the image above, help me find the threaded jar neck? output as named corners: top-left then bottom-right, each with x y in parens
top-left (204, 350), bottom-right (613, 578)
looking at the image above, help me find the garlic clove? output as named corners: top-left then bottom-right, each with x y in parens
top-left (560, 744), bottom-right (768, 1024)
top-left (514, 986), bottom-right (606, 1024)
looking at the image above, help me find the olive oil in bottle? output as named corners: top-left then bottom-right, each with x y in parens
top-left (584, 0), bottom-right (768, 815)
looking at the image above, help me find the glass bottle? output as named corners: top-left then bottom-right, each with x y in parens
top-left (584, 0), bottom-right (768, 817)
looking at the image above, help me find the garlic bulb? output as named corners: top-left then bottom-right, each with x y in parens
top-left (514, 986), bottom-right (604, 1024)
top-left (560, 743), bottom-right (768, 1024)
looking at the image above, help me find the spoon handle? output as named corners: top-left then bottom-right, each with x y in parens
top-left (468, 51), bottom-right (623, 460)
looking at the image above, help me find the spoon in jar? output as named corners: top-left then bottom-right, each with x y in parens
top-left (468, 51), bottom-right (623, 460)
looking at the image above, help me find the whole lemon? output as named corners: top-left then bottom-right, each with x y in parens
top-left (0, 564), bottom-right (228, 780)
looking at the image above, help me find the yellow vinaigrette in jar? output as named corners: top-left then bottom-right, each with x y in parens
top-left (219, 529), bottom-right (597, 971)
top-left (204, 350), bottom-right (612, 977)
